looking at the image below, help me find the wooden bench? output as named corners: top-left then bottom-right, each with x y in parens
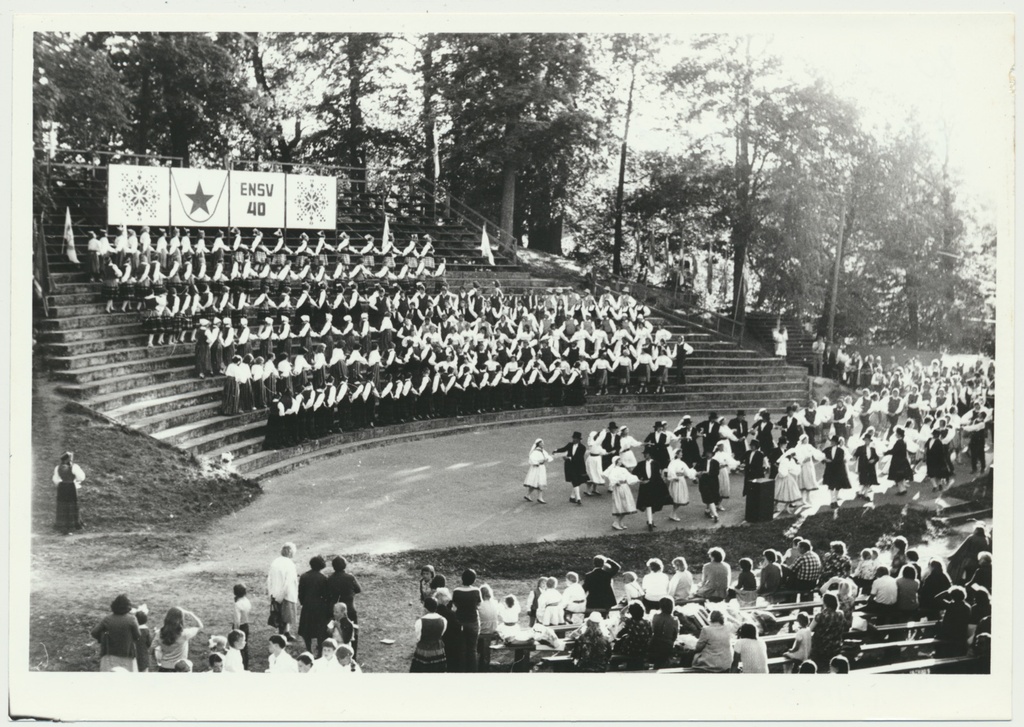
top-left (854, 655), bottom-right (978, 674)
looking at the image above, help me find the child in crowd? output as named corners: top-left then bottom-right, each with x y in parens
top-left (783, 612), bottom-right (812, 672)
top-left (223, 629), bottom-right (246, 673)
top-left (135, 609), bottom-right (151, 673)
top-left (207, 653), bottom-right (224, 673)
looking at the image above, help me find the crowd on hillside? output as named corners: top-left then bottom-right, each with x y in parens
top-left (87, 523), bottom-right (993, 674)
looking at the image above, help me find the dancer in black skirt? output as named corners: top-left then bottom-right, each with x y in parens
top-left (51, 452), bottom-right (85, 534)
top-left (884, 427), bottom-right (915, 496)
top-left (821, 435), bottom-right (852, 508)
top-left (633, 447), bottom-right (673, 531)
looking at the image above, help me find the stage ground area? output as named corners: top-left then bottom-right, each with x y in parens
top-left (201, 414), bottom-right (977, 571)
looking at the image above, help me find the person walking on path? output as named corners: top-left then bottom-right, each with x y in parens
top-left (52, 451), bottom-right (85, 535)
top-left (553, 431), bottom-right (588, 505)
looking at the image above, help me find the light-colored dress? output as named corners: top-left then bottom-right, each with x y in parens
top-left (537, 588), bottom-right (565, 626)
top-left (603, 465), bottom-right (638, 515)
top-left (585, 442), bottom-right (606, 483)
top-left (713, 451), bottom-right (739, 499)
top-left (795, 442), bottom-right (824, 492)
top-left (618, 435), bottom-right (642, 469)
top-left (524, 448), bottom-right (553, 489)
top-left (665, 459), bottom-right (696, 505)
top-left (774, 456), bottom-right (802, 506)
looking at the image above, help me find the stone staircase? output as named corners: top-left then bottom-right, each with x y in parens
top-left (36, 175), bottom-right (810, 482)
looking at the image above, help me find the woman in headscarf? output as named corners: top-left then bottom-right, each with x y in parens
top-left (602, 455), bottom-right (639, 530)
top-left (884, 427), bottom-right (915, 495)
top-left (711, 440), bottom-right (740, 509)
top-left (853, 427), bottom-right (880, 500)
top-left (584, 431), bottom-right (607, 496)
top-left (793, 433), bottom-right (824, 508)
top-left (822, 435), bottom-right (852, 509)
top-left (523, 438), bottom-right (553, 504)
top-left (774, 449), bottom-right (803, 515)
top-left (617, 425), bottom-right (643, 469)
top-left (665, 447), bottom-right (697, 521)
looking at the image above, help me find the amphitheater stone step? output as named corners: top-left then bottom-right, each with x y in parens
top-left (50, 352), bottom-right (193, 384)
top-left (84, 376), bottom-right (224, 413)
top-left (60, 364), bottom-right (197, 400)
top-left (106, 386), bottom-right (223, 425)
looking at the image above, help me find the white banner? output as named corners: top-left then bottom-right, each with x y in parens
top-left (229, 170), bottom-right (286, 228)
top-left (107, 165), bottom-right (170, 227)
top-left (170, 168), bottom-right (230, 227)
top-left (286, 173), bottom-right (337, 229)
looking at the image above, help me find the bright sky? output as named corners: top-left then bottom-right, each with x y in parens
top-left (625, 14), bottom-right (1013, 215)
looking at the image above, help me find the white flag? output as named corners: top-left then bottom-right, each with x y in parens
top-left (480, 226), bottom-right (495, 266)
top-left (63, 207), bottom-right (79, 264)
top-left (382, 212), bottom-right (390, 247)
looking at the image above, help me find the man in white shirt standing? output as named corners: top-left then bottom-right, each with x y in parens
top-left (266, 634), bottom-right (298, 673)
top-left (267, 542), bottom-right (300, 642)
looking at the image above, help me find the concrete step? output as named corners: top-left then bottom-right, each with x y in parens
top-left (46, 341), bottom-right (184, 370)
top-left (50, 352), bottom-right (193, 384)
top-left (156, 406), bottom-right (266, 447)
top-left (59, 364), bottom-right (195, 400)
top-left (46, 291), bottom-right (102, 307)
top-left (51, 281), bottom-right (102, 295)
top-left (36, 321), bottom-right (142, 343)
top-left (84, 376), bottom-right (223, 413)
top-left (182, 419), bottom-right (267, 456)
top-left (47, 301), bottom-right (120, 317)
top-left (36, 310), bottom-right (140, 331)
top-left (42, 332), bottom-right (151, 356)
top-left (107, 386), bottom-right (223, 425)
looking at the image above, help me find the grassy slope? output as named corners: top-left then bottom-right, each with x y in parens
top-left (28, 377), bottom-right (932, 674)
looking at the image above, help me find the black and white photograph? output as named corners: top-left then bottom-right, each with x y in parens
top-left (7, 7), bottom-right (1016, 722)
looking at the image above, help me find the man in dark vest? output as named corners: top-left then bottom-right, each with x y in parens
top-left (553, 431), bottom-right (588, 504)
top-left (599, 421), bottom-right (621, 471)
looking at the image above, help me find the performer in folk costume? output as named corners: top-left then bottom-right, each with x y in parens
top-left (742, 438), bottom-right (767, 497)
top-left (665, 447), bottom-right (697, 520)
top-left (598, 421), bottom-right (621, 472)
top-left (584, 431), bottom-right (607, 496)
top-left (52, 451), bottom-right (85, 534)
top-left (852, 427), bottom-right (880, 500)
top-left (710, 440), bottom-right (740, 506)
top-left (523, 439), bottom-right (553, 504)
top-left (673, 416), bottom-right (703, 470)
top-left (632, 447), bottom-right (673, 531)
top-left (793, 433), bottom-right (824, 507)
top-left (616, 426), bottom-right (643, 469)
top-left (752, 408), bottom-right (775, 451)
top-left (602, 456), bottom-right (639, 531)
top-left (821, 435), bottom-right (852, 508)
top-left (727, 410), bottom-right (749, 462)
top-left (883, 427), bottom-right (915, 496)
top-left (698, 454), bottom-right (724, 522)
top-left (924, 420), bottom-right (956, 493)
top-left (222, 355), bottom-right (243, 416)
top-left (552, 431), bottom-right (588, 505)
top-left (773, 450), bottom-right (803, 515)
top-left (831, 396), bottom-right (852, 441)
top-left (695, 411), bottom-right (720, 459)
top-left (642, 420), bottom-right (673, 470)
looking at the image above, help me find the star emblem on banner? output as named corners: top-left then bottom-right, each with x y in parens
top-left (186, 182), bottom-right (214, 214)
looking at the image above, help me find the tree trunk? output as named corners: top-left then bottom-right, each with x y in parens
top-left (346, 36), bottom-right (367, 191)
top-left (420, 35), bottom-right (439, 186)
top-left (730, 37), bottom-right (754, 322)
top-left (612, 59), bottom-right (637, 277)
top-left (906, 271), bottom-right (920, 348)
top-left (500, 163), bottom-right (516, 242)
top-left (529, 217), bottom-right (563, 254)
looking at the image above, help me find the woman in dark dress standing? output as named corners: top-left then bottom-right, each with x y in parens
top-left (410, 597), bottom-right (447, 672)
top-left (822, 435), bottom-right (852, 509)
top-left (884, 428), bottom-right (915, 495)
top-left (853, 428), bottom-right (880, 501)
top-left (297, 556), bottom-right (332, 656)
top-left (633, 447), bottom-right (673, 531)
top-left (52, 452), bottom-right (85, 534)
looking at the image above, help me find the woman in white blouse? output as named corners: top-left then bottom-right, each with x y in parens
top-left (641, 558), bottom-right (671, 612)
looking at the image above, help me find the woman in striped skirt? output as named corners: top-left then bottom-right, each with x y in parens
top-left (262, 357), bottom-right (279, 406)
top-left (251, 357), bottom-right (266, 409)
top-left (102, 259), bottom-right (121, 313)
top-left (238, 355), bottom-right (256, 412)
top-left (257, 317), bottom-right (275, 361)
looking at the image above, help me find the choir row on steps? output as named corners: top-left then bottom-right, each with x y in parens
top-left (91, 226), bottom-right (453, 295)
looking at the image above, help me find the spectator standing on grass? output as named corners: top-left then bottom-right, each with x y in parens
top-left (52, 451), bottom-right (85, 535)
top-left (583, 555), bottom-right (621, 613)
top-left (477, 585), bottom-right (499, 672)
top-left (267, 542), bottom-right (299, 642)
top-left (434, 588), bottom-right (461, 672)
top-left (410, 596), bottom-right (448, 673)
top-left (153, 607), bottom-right (203, 672)
top-left (298, 555), bottom-right (332, 656)
top-left (328, 602), bottom-right (358, 657)
top-left (231, 584), bottom-right (251, 670)
top-left (452, 569), bottom-right (483, 672)
top-left (326, 556), bottom-right (362, 623)
top-left (417, 565), bottom-right (436, 604)
top-left (697, 547), bottom-right (731, 602)
top-left (135, 609), bottom-right (152, 673)
top-left (808, 593), bottom-right (848, 670)
top-left (91, 594), bottom-right (141, 672)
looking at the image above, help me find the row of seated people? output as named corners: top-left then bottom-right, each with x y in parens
top-left (458, 533), bottom-right (992, 673)
top-left (253, 358), bottom-right (589, 449)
